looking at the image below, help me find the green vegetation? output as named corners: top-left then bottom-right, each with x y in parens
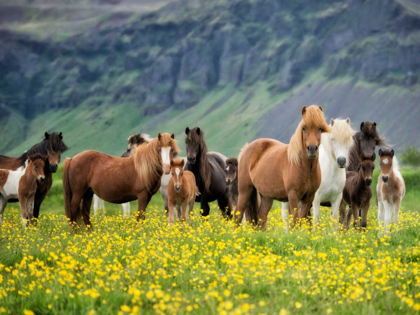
top-left (401, 146), bottom-right (420, 167)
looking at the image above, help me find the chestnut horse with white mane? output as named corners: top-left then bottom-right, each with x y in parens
top-left (236, 105), bottom-right (330, 230)
top-left (63, 133), bottom-right (180, 227)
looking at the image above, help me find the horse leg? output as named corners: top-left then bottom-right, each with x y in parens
top-left (160, 186), bottom-right (169, 215)
top-left (351, 202), bottom-right (360, 230)
top-left (81, 190), bottom-right (93, 228)
top-left (312, 194), bottom-right (321, 231)
top-left (0, 195), bottom-right (6, 226)
top-left (331, 194), bottom-right (342, 230)
top-left (235, 184), bottom-right (255, 225)
top-left (257, 195), bottom-right (273, 231)
top-left (100, 198), bottom-right (105, 217)
top-left (339, 199), bottom-right (347, 225)
top-left (33, 176), bottom-right (51, 220)
top-left (200, 198), bottom-right (211, 217)
top-left (27, 194), bottom-right (35, 225)
top-left (288, 190), bottom-right (300, 226)
top-left (180, 201), bottom-right (188, 223)
top-left (384, 200), bottom-right (392, 235)
top-left (299, 200), bottom-right (313, 229)
top-left (176, 205), bottom-right (182, 221)
top-left (93, 195), bottom-right (99, 217)
top-left (217, 191), bottom-right (232, 219)
top-left (360, 201), bottom-right (369, 230)
top-left (19, 196), bottom-right (28, 227)
top-left (136, 191), bottom-right (151, 221)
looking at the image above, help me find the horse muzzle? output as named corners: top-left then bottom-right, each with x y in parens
top-left (225, 179), bottom-right (231, 186)
top-left (337, 157), bottom-right (346, 168)
top-left (38, 176), bottom-right (45, 183)
top-left (307, 145), bottom-right (318, 159)
top-left (365, 178), bottom-right (372, 186)
top-left (49, 164), bottom-right (58, 173)
top-left (382, 175), bottom-right (389, 183)
top-left (163, 164), bottom-right (171, 174)
top-left (187, 156), bottom-right (196, 165)
top-left (175, 185), bottom-right (181, 192)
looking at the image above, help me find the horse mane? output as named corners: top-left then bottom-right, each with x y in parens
top-left (322, 119), bottom-right (355, 160)
top-left (288, 105), bottom-right (330, 165)
top-left (19, 132), bottom-right (69, 161)
top-left (360, 121), bottom-right (389, 147)
top-left (134, 133), bottom-right (180, 193)
top-left (187, 128), bottom-right (211, 192)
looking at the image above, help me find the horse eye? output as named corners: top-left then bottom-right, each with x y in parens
top-left (318, 127), bottom-right (322, 132)
top-left (302, 127), bottom-right (306, 132)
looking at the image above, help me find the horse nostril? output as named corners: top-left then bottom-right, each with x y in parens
top-left (337, 157), bottom-right (346, 167)
top-left (382, 176), bottom-right (388, 182)
top-left (366, 178), bottom-right (372, 185)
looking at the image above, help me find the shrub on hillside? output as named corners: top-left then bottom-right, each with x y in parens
top-left (401, 146), bottom-right (420, 167)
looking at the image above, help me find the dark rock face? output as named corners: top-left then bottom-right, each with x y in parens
top-left (0, 0), bottom-right (419, 119)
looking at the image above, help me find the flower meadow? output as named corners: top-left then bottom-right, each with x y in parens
top-left (0, 204), bottom-right (419, 315)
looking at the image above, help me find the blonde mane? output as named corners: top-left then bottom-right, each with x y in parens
top-left (134, 133), bottom-right (180, 193)
top-left (288, 105), bottom-right (330, 165)
top-left (322, 118), bottom-right (355, 160)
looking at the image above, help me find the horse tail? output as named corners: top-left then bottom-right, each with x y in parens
top-left (63, 158), bottom-right (73, 221)
top-left (243, 187), bottom-right (260, 225)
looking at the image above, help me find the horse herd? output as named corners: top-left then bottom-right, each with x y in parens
top-left (0, 105), bottom-right (405, 235)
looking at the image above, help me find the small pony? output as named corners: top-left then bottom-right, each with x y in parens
top-left (167, 159), bottom-right (199, 223)
top-left (312, 118), bottom-right (355, 229)
top-left (377, 149), bottom-right (405, 235)
top-left (342, 154), bottom-right (376, 230)
top-left (225, 158), bottom-right (239, 206)
top-left (0, 154), bottom-right (47, 226)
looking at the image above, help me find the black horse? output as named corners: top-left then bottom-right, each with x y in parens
top-left (184, 127), bottom-right (232, 218)
top-left (0, 132), bottom-right (69, 218)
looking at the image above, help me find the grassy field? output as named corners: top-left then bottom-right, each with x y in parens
top-left (0, 167), bottom-right (419, 314)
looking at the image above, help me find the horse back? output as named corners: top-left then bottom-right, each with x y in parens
top-left (0, 155), bottom-right (24, 171)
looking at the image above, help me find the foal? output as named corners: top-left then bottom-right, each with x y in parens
top-left (0, 154), bottom-right (46, 226)
top-left (377, 149), bottom-right (405, 235)
top-left (342, 154), bottom-right (375, 230)
top-left (167, 159), bottom-right (198, 224)
top-left (225, 158), bottom-right (238, 206)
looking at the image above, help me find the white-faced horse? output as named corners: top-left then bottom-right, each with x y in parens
top-left (311, 118), bottom-right (355, 229)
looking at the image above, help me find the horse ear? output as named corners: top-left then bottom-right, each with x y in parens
top-left (319, 106), bottom-right (323, 112)
top-left (196, 127), bottom-right (201, 135)
top-left (185, 127), bottom-right (190, 135)
top-left (330, 118), bottom-right (334, 126)
top-left (44, 132), bottom-right (50, 140)
top-left (234, 160), bottom-right (238, 167)
top-left (28, 155), bottom-right (34, 162)
top-left (379, 149), bottom-right (383, 157)
top-left (390, 149), bottom-right (394, 158)
top-left (346, 118), bottom-right (350, 124)
top-left (371, 153), bottom-right (376, 161)
top-left (373, 122), bottom-right (377, 128)
top-left (59, 132), bottom-right (63, 139)
top-left (360, 122), bottom-right (364, 131)
top-left (301, 106), bottom-right (307, 116)
top-left (158, 133), bottom-right (162, 141)
top-left (171, 133), bottom-right (175, 139)
top-left (42, 155), bottom-right (48, 161)
top-left (181, 159), bottom-right (185, 167)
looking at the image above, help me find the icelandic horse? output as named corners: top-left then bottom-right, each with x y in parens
top-left (377, 149), bottom-right (405, 235)
top-left (63, 133), bottom-right (179, 227)
top-left (236, 105), bottom-right (330, 231)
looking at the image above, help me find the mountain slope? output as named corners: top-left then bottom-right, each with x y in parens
top-left (1, 0), bottom-right (419, 156)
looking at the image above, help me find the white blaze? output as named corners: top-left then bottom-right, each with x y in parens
top-left (383, 158), bottom-right (389, 165)
top-left (161, 147), bottom-right (171, 165)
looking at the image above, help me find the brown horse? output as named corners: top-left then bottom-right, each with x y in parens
top-left (377, 149), bottom-right (405, 235)
top-left (347, 121), bottom-right (387, 172)
top-left (342, 154), bottom-right (375, 230)
top-left (0, 132), bottom-right (69, 219)
top-left (63, 133), bottom-right (180, 227)
top-left (0, 154), bottom-right (47, 226)
top-left (167, 159), bottom-right (198, 224)
top-left (236, 105), bottom-right (330, 230)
